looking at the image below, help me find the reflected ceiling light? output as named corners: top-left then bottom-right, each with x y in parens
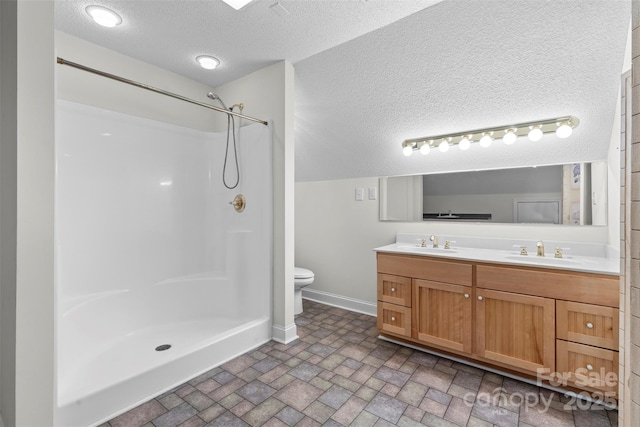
top-left (556, 121), bottom-right (573, 138)
top-left (528, 125), bottom-right (543, 142)
top-left (400, 116), bottom-right (579, 156)
top-left (85, 5), bottom-right (122, 27)
top-left (503, 128), bottom-right (517, 145)
top-left (479, 133), bottom-right (493, 148)
top-left (196, 55), bottom-right (220, 70)
top-left (459, 135), bottom-right (471, 151)
top-left (221, 0), bottom-right (254, 10)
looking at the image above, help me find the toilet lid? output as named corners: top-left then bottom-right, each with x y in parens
top-left (295, 267), bottom-right (314, 279)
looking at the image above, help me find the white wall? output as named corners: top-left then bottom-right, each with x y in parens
top-left (212, 62), bottom-right (296, 342)
top-left (0, 1), bottom-right (56, 426)
top-left (295, 177), bottom-right (611, 307)
top-left (56, 31), bottom-right (216, 131)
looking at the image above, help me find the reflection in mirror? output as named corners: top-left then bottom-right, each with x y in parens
top-left (379, 162), bottom-right (607, 225)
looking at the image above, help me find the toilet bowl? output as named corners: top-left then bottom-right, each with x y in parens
top-left (294, 267), bottom-right (314, 315)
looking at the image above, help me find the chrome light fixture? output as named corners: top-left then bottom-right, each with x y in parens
top-left (401, 116), bottom-right (579, 156)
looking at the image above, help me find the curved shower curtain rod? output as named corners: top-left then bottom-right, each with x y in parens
top-left (56, 57), bottom-right (268, 126)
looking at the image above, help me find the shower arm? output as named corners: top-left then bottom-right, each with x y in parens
top-left (56, 57), bottom-right (267, 126)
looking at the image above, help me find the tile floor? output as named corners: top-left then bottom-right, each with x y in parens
top-left (103, 300), bottom-right (618, 427)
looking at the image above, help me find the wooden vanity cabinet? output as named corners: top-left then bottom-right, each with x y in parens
top-left (376, 252), bottom-right (620, 397)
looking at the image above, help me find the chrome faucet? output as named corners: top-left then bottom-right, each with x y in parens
top-left (430, 235), bottom-right (439, 248)
top-left (536, 241), bottom-right (544, 257)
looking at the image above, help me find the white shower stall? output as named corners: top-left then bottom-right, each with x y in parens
top-left (54, 100), bottom-right (272, 426)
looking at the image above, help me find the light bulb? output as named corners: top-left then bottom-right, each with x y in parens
top-left (403, 145), bottom-right (414, 156)
top-left (556, 122), bottom-right (573, 138)
top-left (196, 55), bottom-right (220, 70)
top-left (479, 133), bottom-right (493, 148)
top-left (528, 126), bottom-right (543, 142)
top-left (503, 129), bottom-right (517, 145)
top-left (419, 143), bottom-right (431, 155)
top-left (439, 140), bottom-right (450, 153)
top-left (85, 5), bottom-right (122, 27)
top-left (459, 136), bottom-right (471, 151)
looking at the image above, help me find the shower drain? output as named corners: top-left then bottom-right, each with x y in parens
top-left (155, 344), bottom-right (172, 352)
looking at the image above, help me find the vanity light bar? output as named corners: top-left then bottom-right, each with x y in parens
top-left (402, 116), bottom-right (579, 156)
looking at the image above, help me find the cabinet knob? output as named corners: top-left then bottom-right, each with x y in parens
top-left (586, 322), bottom-right (594, 329)
top-left (586, 364), bottom-right (594, 371)
top-left (477, 296), bottom-right (483, 301)
top-left (391, 287), bottom-right (396, 293)
top-left (464, 293), bottom-right (470, 299)
top-left (391, 316), bottom-right (396, 322)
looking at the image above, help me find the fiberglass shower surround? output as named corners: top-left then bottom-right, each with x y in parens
top-left (54, 100), bottom-right (272, 427)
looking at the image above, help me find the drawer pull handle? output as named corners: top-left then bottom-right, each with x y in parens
top-left (586, 322), bottom-right (594, 329)
top-left (464, 293), bottom-right (469, 299)
top-left (391, 316), bottom-right (396, 322)
top-left (478, 296), bottom-right (483, 301)
top-left (586, 364), bottom-right (594, 371)
top-left (391, 287), bottom-right (396, 293)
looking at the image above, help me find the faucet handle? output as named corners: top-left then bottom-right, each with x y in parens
top-left (554, 247), bottom-right (570, 259)
top-left (417, 238), bottom-right (427, 247)
top-left (444, 240), bottom-right (456, 250)
top-left (513, 244), bottom-right (528, 256)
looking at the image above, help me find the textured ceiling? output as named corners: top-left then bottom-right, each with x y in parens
top-left (54, 0), bottom-right (441, 87)
top-left (295, 0), bottom-right (630, 181)
top-left (54, 0), bottom-right (630, 183)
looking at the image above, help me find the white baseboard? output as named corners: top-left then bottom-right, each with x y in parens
top-left (271, 322), bottom-right (298, 344)
top-left (302, 288), bottom-right (377, 317)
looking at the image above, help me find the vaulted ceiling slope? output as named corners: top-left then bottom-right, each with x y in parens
top-left (295, 0), bottom-right (630, 181)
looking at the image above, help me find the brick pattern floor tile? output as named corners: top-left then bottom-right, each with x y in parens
top-left (105, 300), bottom-right (617, 426)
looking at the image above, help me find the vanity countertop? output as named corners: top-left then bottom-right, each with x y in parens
top-left (374, 233), bottom-right (620, 276)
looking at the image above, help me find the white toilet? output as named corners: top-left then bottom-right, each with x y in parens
top-left (294, 267), bottom-right (315, 315)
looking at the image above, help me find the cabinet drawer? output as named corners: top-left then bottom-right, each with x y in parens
top-left (476, 264), bottom-right (619, 307)
top-left (377, 253), bottom-right (472, 286)
top-left (377, 302), bottom-right (412, 338)
top-left (556, 301), bottom-right (618, 350)
top-left (556, 340), bottom-right (618, 394)
top-left (377, 274), bottom-right (411, 307)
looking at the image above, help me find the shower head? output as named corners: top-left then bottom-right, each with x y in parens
top-left (207, 92), bottom-right (228, 110)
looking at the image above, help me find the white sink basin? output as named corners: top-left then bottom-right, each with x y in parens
top-left (504, 255), bottom-right (582, 266)
top-left (397, 245), bottom-right (459, 254)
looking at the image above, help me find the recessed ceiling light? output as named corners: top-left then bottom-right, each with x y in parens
top-left (196, 55), bottom-right (220, 70)
top-left (85, 5), bottom-right (122, 28)
top-left (221, 0), bottom-right (254, 10)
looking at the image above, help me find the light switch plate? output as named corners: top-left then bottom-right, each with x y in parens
top-left (368, 187), bottom-right (377, 200)
top-left (355, 188), bottom-right (364, 201)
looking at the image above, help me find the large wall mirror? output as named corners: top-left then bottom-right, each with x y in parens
top-left (379, 162), bottom-right (607, 225)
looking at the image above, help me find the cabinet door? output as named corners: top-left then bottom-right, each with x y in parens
top-left (476, 288), bottom-right (555, 374)
top-left (414, 279), bottom-right (472, 353)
